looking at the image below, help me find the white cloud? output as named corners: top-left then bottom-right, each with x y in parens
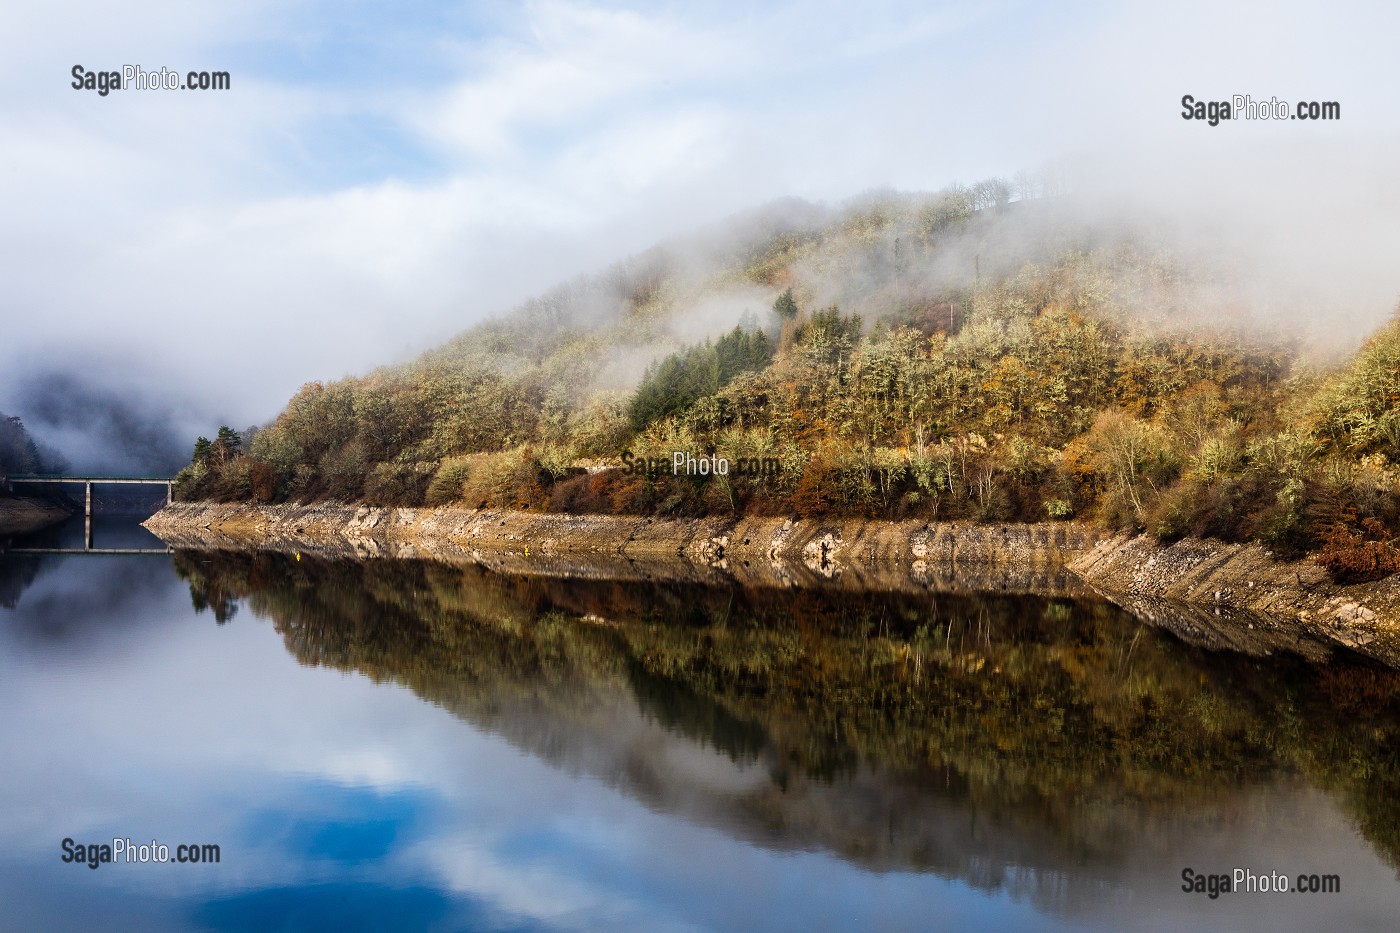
top-left (412, 3), bottom-right (726, 161)
top-left (2, 0), bottom-right (1398, 441)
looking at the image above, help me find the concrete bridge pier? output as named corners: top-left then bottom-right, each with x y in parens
top-left (6, 475), bottom-right (176, 551)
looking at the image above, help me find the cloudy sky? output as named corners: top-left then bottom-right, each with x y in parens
top-left (3, 0), bottom-right (1399, 458)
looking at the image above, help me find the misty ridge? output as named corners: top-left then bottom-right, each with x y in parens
top-left (7, 148), bottom-right (1396, 487)
top-left (1, 372), bottom-right (191, 477)
top-left (413, 162), bottom-right (1400, 383)
top-left (170, 172), bottom-right (1400, 588)
top-left (0, 410), bottom-right (61, 476)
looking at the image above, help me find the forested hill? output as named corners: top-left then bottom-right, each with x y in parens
top-left (0, 412), bottom-right (54, 477)
top-left (177, 182), bottom-right (1400, 581)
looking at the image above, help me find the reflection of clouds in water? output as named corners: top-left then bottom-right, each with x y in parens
top-left (417, 837), bottom-right (695, 933)
top-left (1, 559), bottom-right (1398, 932)
top-left (0, 554), bottom-right (181, 649)
top-left (0, 565), bottom-right (1032, 931)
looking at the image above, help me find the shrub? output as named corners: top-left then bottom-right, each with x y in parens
top-left (1078, 411), bottom-right (1182, 529)
top-left (458, 448), bottom-right (549, 510)
top-left (249, 461), bottom-right (278, 503)
top-left (791, 455), bottom-right (845, 518)
top-left (319, 441), bottom-right (369, 500)
top-left (1310, 316), bottom-right (1400, 457)
top-left (364, 461), bottom-right (434, 506)
top-left (426, 456), bottom-right (475, 506)
top-left (1316, 519), bottom-right (1400, 583)
top-left (546, 468), bottom-right (648, 514)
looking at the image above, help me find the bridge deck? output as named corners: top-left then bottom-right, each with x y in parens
top-left (5, 548), bottom-right (173, 555)
top-left (7, 476), bottom-right (174, 484)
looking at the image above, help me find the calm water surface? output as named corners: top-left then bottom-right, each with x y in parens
top-left (1, 535), bottom-right (1398, 932)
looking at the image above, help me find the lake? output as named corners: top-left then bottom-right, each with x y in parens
top-left (1, 528), bottom-right (1398, 931)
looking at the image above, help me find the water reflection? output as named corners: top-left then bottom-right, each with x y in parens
top-left (179, 553), bottom-right (1400, 909)
top-left (5, 513), bottom-right (169, 552)
top-left (0, 547), bottom-right (1397, 931)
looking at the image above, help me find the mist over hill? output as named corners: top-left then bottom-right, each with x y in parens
top-left (177, 181), bottom-right (1400, 580)
top-left (0, 409), bottom-right (65, 476)
top-left (8, 372), bottom-right (191, 476)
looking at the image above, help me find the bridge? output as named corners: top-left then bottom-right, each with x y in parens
top-left (3, 474), bottom-right (174, 553)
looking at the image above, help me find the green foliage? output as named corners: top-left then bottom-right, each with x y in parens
top-left (1311, 316), bottom-right (1400, 458)
top-left (364, 461), bottom-right (436, 507)
top-left (628, 325), bottom-right (772, 431)
top-left (425, 455), bottom-right (475, 506)
top-left (457, 447), bottom-right (549, 510)
top-left (215, 425), bottom-right (242, 456)
top-left (772, 287), bottom-right (798, 320)
top-left (795, 306), bottom-right (863, 353)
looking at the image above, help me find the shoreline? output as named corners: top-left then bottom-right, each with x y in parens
top-left (0, 496), bottom-right (72, 536)
top-left (144, 501), bottom-right (1098, 597)
top-left (144, 501), bottom-right (1400, 666)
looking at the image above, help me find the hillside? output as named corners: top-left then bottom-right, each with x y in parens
top-left (175, 183), bottom-right (1400, 580)
top-left (1, 411), bottom-right (46, 476)
top-left (0, 411), bottom-right (72, 535)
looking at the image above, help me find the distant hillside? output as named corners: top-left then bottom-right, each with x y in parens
top-left (1, 411), bottom-right (47, 476)
top-left (176, 182), bottom-right (1400, 580)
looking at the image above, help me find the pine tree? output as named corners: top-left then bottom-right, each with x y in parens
top-left (773, 288), bottom-right (798, 320)
top-left (210, 426), bottom-right (242, 466)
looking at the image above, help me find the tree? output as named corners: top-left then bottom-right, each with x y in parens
top-left (628, 327), bottom-right (773, 433)
top-left (191, 437), bottom-right (212, 465)
top-left (211, 426), bottom-right (242, 466)
top-left (1311, 315), bottom-right (1400, 457)
top-left (773, 288), bottom-right (798, 321)
top-left (0, 413), bottom-right (42, 474)
top-left (795, 307), bottom-right (863, 363)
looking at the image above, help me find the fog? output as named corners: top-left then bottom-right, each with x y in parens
top-left (2, 0), bottom-right (1398, 468)
top-left (8, 371), bottom-right (193, 475)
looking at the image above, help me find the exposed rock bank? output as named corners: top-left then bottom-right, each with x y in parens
top-left (144, 502), bottom-right (1097, 597)
top-left (0, 496), bottom-right (71, 536)
top-left (1071, 534), bottom-right (1400, 665)
top-left (144, 502), bottom-right (1400, 666)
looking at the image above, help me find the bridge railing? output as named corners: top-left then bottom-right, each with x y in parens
top-left (3, 474), bottom-right (175, 550)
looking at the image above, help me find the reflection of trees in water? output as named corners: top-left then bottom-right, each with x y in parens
top-left (175, 551), bottom-right (1400, 893)
top-left (1, 554), bottom-right (176, 645)
top-left (0, 555), bottom-right (41, 609)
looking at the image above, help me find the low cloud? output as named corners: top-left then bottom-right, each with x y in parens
top-left (0, 0), bottom-right (1396, 447)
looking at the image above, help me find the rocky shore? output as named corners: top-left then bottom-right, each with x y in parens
top-left (0, 496), bottom-right (71, 536)
top-left (144, 501), bottom-right (1400, 666)
top-left (144, 501), bottom-right (1097, 596)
